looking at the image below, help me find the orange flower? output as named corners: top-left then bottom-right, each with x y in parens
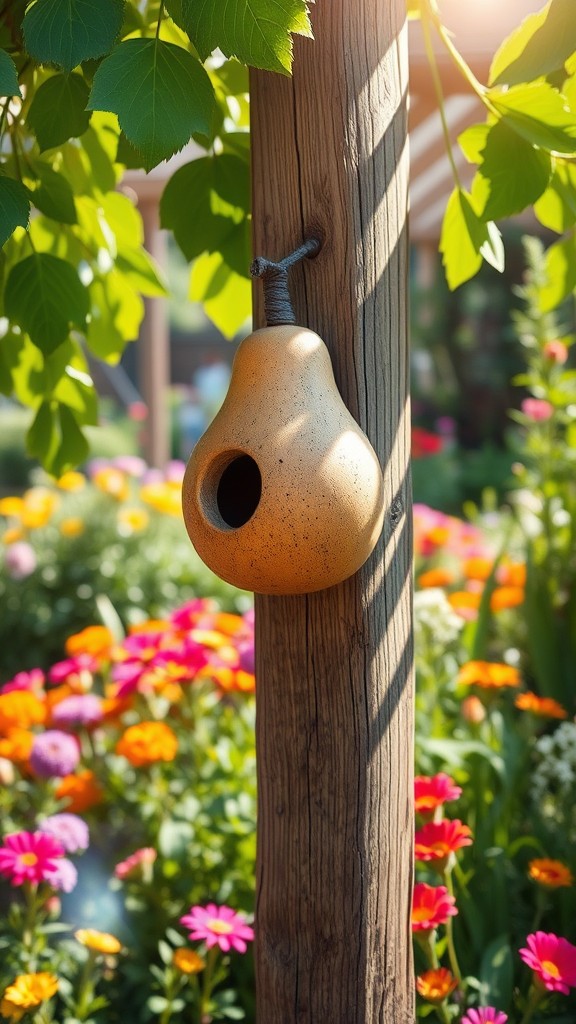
top-left (490, 586), bottom-right (524, 612)
top-left (497, 561), bottom-right (526, 588)
top-left (1, 972), bottom-right (58, 1021)
top-left (417, 568), bottom-right (456, 589)
top-left (207, 666), bottom-right (255, 693)
top-left (463, 556), bottom-right (493, 582)
top-left (0, 728), bottom-right (34, 764)
top-left (66, 625), bottom-right (114, 661)
top-left (447, 591), bottom-right (481, 620)
top-left (0, 691), bottom-right (46, 735)
top-left (458, 661), bottom-right (521, 690)
top-left (2, 527), bottom-right (24, 545)
top-left (426, 526), bottom-right (450, 547)
top-left (515, 691), bottom-right (568, 720)
top-left (461, 695), bottom-right (486, 724)
top-left (173, 948), bottom-right (205, 974)
top-left (416, 968), bottom-right (458, 1003)
top-left (528, 859), bottom-right (573, 889)
top-left (115, 721), bottom-right (178, 767)
top-left (75, 929), bottom-right (122, 954)
top-left (21, 488), bottom-right (59, 528)
top-left (55, 769), bottom-right (104, 812)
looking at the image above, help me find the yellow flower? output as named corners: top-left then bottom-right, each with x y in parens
top-left (59, 517), bottom-right (84, 538)
top-left (117, 507), bottom-right (149, 533)
top-left (74, 929), bottom-right (122, 954)
top-left (2, 527), bottom-right (24, 545)
top-left (173, 948), bottom-right (205, 974)
top-left (92, 468), bottom-right (129, 502)
top-left (140, 482), bottom-right (181, 516)
top-left (21, 488), bottom-right (59, 528)
top-left (56, 471), bottom-right (86, 491)
top-left (1, 972), bottom-right (58, 1021)
top-left (0, 497), bottom-right (24, 517)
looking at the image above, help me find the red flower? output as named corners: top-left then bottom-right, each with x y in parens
top-left (415, 819), bottom-right (472, 862)
top-left (411, 883), bottom-right (457, 931)
top-left (412, 427), bottom-right (443, 459)
top-left (415, 773), bottom-right (462, 817)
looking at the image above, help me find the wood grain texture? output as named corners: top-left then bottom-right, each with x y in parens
top-left (250, 1), bottom-right (413, 1020)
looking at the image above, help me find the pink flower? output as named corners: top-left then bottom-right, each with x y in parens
top-left (180, 903), bottom-right (254, 953)
top-left (4, 542), bottom-right (37, 579)
top-left (30, 730), bottom-right (80, 778)
top-left (521, 398), bottom-right (553, 422)
top-left (519, 931), bottom-right (576, 994)
top-left (38, 814), bottom-right (89, 853)
top-left (0, 831), bottom-right (64, 886)
top-left (51, 695), bottom-right (103, 728)
top-left (462, 1010), bottom-right (508, 1024)
top-left (414, 819), bottom-right (473, 862)
top-left (44, 857), bottom-right (78, 893)
top-left (114, 847), bottom-right (157, 880)
top-left (48, 654), bottom-right (97, 685)
top-left (1, 669), bottom-right (45, 694)
top-left (414, 773), bottom-right (462, 817)
top-left (543, 339), bottom-right (568, 364)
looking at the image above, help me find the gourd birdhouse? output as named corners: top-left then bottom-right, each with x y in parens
top-left (182, 243), bottom-right (384, 595)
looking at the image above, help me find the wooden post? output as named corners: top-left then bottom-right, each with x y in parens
top-left (250, 1), bottom-right (414, 1022)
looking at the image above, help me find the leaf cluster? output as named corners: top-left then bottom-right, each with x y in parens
top-left (0, 0), bottom-right (312, 472)
top-left (415, 0), bottom-right (576, 295)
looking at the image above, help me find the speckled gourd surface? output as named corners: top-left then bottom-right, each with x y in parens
top-left (182, 324), bottom-right (384, 594)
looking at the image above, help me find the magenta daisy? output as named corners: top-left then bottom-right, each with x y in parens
top-left (0, 831), bottom-right (64, 886)
top-left (180, 903), bottom-right (254, 953)
top-left (462, 1009), bottom-right (508, 1024)
top-left (519, 931), bottom-right (576, 994)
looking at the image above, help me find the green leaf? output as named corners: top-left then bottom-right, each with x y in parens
top-left (88, 38), bottom-right (215, 171)
top-left (28, 73), bottom-right (91, 150)
top-left (0, 177), bottom-right (30, 246)
top-left (487, 81), bottom-right (576, 154)
top-left (53, 363), bottom-right (97, 425)
top-left (190, 250), bottom-right (251, 339)
top-left (472, 121), bottom-right (551, 220)
top-left (457, 123), bottom-right (490, 163)
top-left (5, 254), bottom-right (89, 353)
top-left (538, 235), bottom-right (576, 312)
top-left (158, 819), bottom-right (193, 859)
top-left (115, 249), bottom-right (168, 297)
top-left (87, 271), bottom-right (144, 361)
top-left (490, 0), bottom-right (576, 87)
top-left (23, 0), bottom-right (124, 73)
top-left (27, 400), bottom-right (57, 462)
top-left (160, 155), bottom-right (248, 262)
top-left (27, 397), bottom-right (91, 474)
top-left (7, 334), bottom-right (73, 407)
top-left (28, 163), bottom-right (77, 224)
top-left (0, 49), bottom-right (22, 97)
top-left (439, 188), bottom-right (503, 290)
top-left (180, 0), bottom-right (313, 74)
top-left (534, 162), bottom-right (576, 232)
top-left (479, 935), bottom-right (513, 1010)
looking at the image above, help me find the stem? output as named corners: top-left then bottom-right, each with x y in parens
top-left (199, 946), bottom-right (219, 1022)
top-left (519, 984), bottom-right (545, 1024)
top-left (419, 1), bottom-right (463, 190)
top-left (156, 2), bottom-right (164, 39)
top-left (442, 868), bottom-right (463, 986)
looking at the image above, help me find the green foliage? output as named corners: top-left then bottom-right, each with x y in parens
top-left (176, 0), bottom-right (313, 74)
top-left (0, 0), bottom-right (308, 471)
top-left (422, 0), bottom-right (576, 291)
